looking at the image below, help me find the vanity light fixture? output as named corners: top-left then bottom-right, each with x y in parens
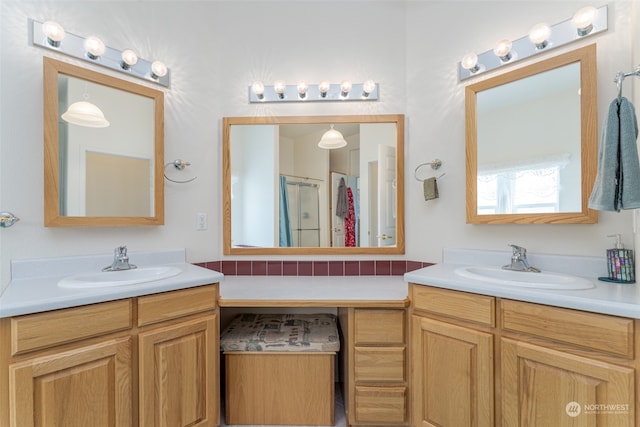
top-left (572, 6), bottom-right (597, 36)
top-left (493, 39), bottom-right (514, 62)
top-left (42, 20), bottom-right (65, 47)
top-left (317, 124), bottom-right (347, 149)
top-left (458, 4), bottom-right (607, 81)
top-left (248, 80), bottom-right (379, 103)
top-left (84, 35), bottom-right (105, 59)
top-left (30, 18), bottom-right (171, 87)
top-left (528, 23), bottom-right (551, 50)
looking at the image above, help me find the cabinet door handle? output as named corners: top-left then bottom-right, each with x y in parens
top-left (378, 234), bottom-right (393, 240)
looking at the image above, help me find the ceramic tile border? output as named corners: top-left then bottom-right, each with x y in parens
top-left (196, 260), bottom-right (433, 276)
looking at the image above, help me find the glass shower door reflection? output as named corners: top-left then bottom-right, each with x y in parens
top-left (286, 181), bottom-right (320, 247)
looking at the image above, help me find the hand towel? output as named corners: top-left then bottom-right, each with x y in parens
top-left (336, 177), bottom-right (348, 218)
top-left (589, 97), bottom-right (640, 211)
top-left (423, 177), bottom-right (439, 201)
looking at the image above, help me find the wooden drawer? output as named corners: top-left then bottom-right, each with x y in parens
top-left (355, 386), bottom-right (407, 424)
top-left (355, 347), bottom-right (405, 382)
top-left (501, 299), bottom-right (634, 358)
top-left (138, 285), bottom-right (217, 327)
top-left (411, 285), bottom-right (495, 327)
top-left (354, 309), bottom-right (405, 345)
top-left (11, 299), bottom-right (132, 355)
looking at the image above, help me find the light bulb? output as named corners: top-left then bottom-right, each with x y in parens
top-left (461, 52), bottom-right (479, 72)
top-left (529, 23), bottom-right (551, 49)
top-left (493, 39), bottom-right (512, 62)
top-left (84, 36), bottom-right (105, 59)
top-left (297, 82), bottom-right (308, 99)
top-left (340, 80), bottom-right (352, 97)
top-left (318, 80), bottom-right (331, 98)
top-left (151, 61), bottom-right (167, 79)
top-left (251, 81), bottom-right (265, 100)
top-left (274, 81), bottom-right (286, 99)
top-left (121, 49), bottom-right (138, 70)
top-left (572, 6), bottom-right (597, 36)
top-left (362, 80), bottom-right (376, 97)
top-left (42, 21), bottom-right (65, 47)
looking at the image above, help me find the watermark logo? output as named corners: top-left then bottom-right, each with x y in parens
top-left (566, 402), bottom-right (581, 417)
top-left (565, 401), bottom-right (629, 417)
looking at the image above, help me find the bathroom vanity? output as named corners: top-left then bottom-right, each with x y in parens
top-left (3, 248), bottom-right (640, 427)
top-left (0, 249), bottom-right (223, 427)
top-left (219, 276), bottom-right (411, 426)
top-left (406, 248), bottom-right (640, 427)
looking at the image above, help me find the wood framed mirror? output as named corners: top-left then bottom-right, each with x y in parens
top-left (223, 114), bottom-right (405, 255)
top-left (43, 57), bottom-right (164, 227)
top-left (465, 44), bottom-right (598, 224)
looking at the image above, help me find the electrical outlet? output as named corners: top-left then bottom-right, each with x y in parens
top-left (196, 213), bottom-right (208, 230)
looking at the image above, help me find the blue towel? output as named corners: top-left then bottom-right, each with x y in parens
top-left (589, 97), bottom-right (640, 211)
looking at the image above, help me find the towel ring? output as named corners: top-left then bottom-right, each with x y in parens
top-left (414, 159), bottom-right (442, 182)
top-left (164, 159), bottom-right (197, 184)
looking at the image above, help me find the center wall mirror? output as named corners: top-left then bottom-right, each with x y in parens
top-left (223, 114), bottom-right (405, 255)
top-left (465, 44), bottom-right (598, 224)
top-left (43, 57), bottom-right (164, 227)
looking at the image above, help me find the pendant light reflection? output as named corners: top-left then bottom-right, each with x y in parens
top-left (318, 124), bottom-right (347, 149)
top-left (62, 101), bottom-right (110, 128)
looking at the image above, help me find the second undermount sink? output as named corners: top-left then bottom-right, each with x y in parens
top-left (454, 266), bottom-right (595, 290)
top-left (58, 266), bottom-right (182, 289)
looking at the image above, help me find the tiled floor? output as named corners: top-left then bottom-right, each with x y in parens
top-left (220, 383), bottom-right (347, 427)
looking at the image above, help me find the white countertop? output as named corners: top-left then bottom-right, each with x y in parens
top-left (404, 248), bottom-right (640, 318)
top-left (0, 249), bottom-right (224, 318)
top-left (220, 276), bottom-right (408, 306)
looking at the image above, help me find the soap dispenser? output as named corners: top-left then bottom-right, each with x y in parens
top-left (600, 234), bottom-right (636, 283)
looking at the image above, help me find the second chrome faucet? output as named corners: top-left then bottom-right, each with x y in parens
top-left (103, 246), bottom-right (137, 272)
top-left (502, 244), bottom-right (540, 273)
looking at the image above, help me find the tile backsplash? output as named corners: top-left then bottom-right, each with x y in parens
top-left (197, 260), bottom-right (433, 276)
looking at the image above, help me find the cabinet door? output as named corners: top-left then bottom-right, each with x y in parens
top-left (9, 337), bottom-right (132, 427)
top-left (502, 338), bottom-right (635, 426)
top-left (139, 315), bottom-right (218, 427)
top-left (412, 316), bottom-right (494, 427)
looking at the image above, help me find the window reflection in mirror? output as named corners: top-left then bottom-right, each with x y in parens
top-left (223, 115), bottom-right (405, 255)
top-left (466, 45), bottom-right (598, 224)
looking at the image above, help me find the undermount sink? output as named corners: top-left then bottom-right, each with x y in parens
top-left (454, 266), bottom-right (595, 290)
top-left (58, 266), bottom-right (182, 289)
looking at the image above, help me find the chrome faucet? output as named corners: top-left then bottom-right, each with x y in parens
top-left (103, 246), bottom-right (137, 272)
top-left (502, 244), bottom-right (540, 273)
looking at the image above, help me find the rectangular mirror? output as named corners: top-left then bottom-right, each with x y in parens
top-left (223, 115), bottom-right (405, 255)
top-left (44, 57), bottom-right (164, 226)
top-left (465, 45), bottom-right (598, 224)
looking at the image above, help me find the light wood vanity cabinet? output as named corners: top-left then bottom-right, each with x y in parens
top-left (411, 285), bottom-right (495, 427)
top-left (0, 284), bottom-right (219, 427)
top-left (339, 307), bottom-right (409, 426)
top-left (410, 283), bottom-right (638, 427)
